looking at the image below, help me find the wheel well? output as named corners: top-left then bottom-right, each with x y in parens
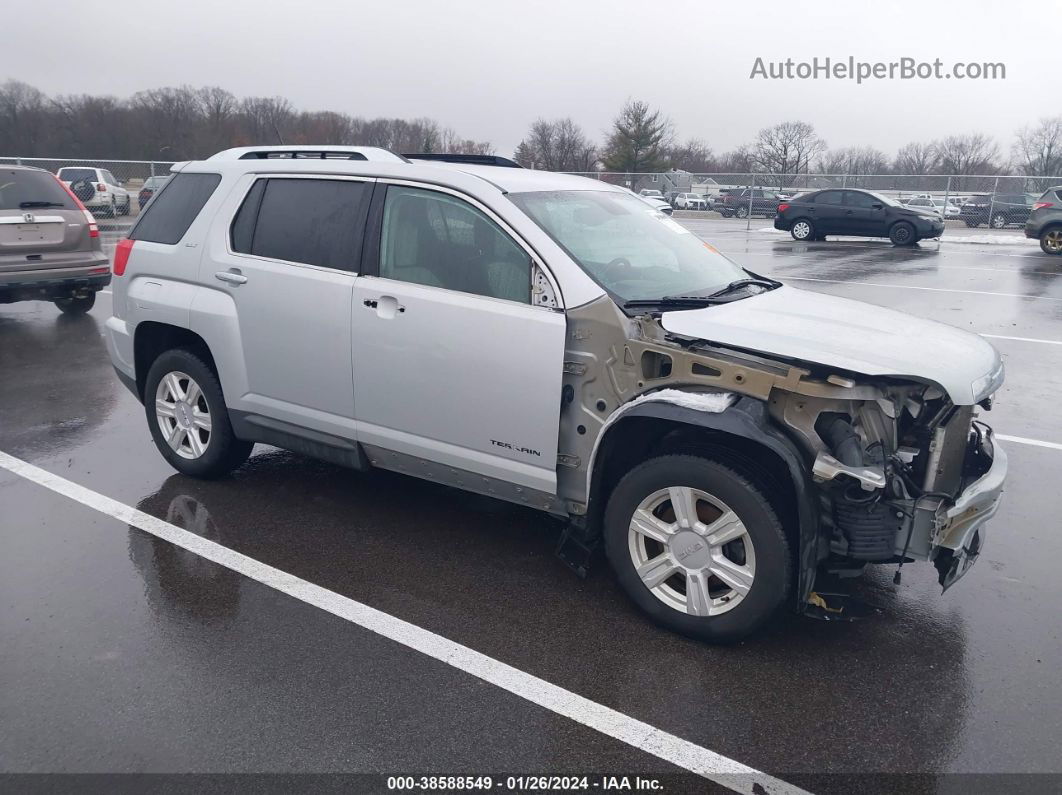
top-left (133, 322), bottom-right (216, 400)
top-left (589, 416), bottom-right (801, 549)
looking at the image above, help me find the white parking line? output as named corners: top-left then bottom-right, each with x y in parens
top-left (981, 333), bottom-right (1062, 346)
top-left (0, 449), bottom-right (808, 795)
top-left (996, 434), bottom-right (1062, 451)
top-left (786, 276), bottom-right (1062, 301)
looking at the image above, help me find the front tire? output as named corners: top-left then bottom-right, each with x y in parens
top-left (790, 218), bottom-right (814, 241)
top-left (54, 293), bottom-right (95, 314)
top-left (735, 205), bottom-right (750, 219)
top-left (603, 455), bottom-right (791, 643)
top-left (144, 349), bottom-right (253, 478)
top-left (890, 221), bottom-right (917, 246)
top-left (1041, 227), bottom-right (1062, 255)
top-left (991, 213), bottom-right (1007, 229)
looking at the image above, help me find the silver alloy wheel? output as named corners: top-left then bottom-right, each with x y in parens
top-left (1043, 230), bottom-right (1062, 254)
top-left (792, 220), bottom-right (811, 240)
top-left (627, 486), bottom-right (756, 617)
top-left (991, 214), bottom-right (1007, 228)
top-left (155, 371), bottom-right (212, 460)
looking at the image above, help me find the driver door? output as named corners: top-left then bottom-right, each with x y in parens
top-left (351, 183), bottom-right (567, 495)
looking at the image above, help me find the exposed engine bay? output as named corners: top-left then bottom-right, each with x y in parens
top-left (768, 383), bottom-right (996, 586)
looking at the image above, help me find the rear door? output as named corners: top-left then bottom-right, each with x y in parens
top-left (207, 174), bottom-right (372, 440)
top-left (811, 190), bottom-right (845, 233)
top-left (350, 182), bottom-right (566, 495)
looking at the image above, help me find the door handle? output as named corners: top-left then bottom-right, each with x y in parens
top-left (215, 270), bottom-right (247, 285)
top-left (363, 296), bottom-right (405, 317)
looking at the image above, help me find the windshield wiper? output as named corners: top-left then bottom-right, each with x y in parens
top-left (622, 295), bottom-right (726, 311)
top-left (706, 277), bottom-right (780, 298)
top-left (19, 201), bottom-right (65, 208)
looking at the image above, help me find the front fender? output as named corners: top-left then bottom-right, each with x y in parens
top-left (593, 396), bottom-right (820, 608)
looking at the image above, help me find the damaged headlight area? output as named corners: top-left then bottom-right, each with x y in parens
top-left (770, 381), bottom-right (1005, 590)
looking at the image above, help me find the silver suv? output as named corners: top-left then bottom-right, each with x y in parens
top-left (105, 146), bottom-right (1007, 641)
top-left (1, 164), bottom-right (110, 313)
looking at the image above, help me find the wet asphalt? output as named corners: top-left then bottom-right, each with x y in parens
top-left (2, 219), bottom-right (1061, 792)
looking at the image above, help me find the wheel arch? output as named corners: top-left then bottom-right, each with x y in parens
top-left (133, 321), bottom-right (217, 402)
top-left (587, 397), bottom-right (820, 607)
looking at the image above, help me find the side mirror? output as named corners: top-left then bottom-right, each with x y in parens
top-left (871, 202), bottom-right (883, 210)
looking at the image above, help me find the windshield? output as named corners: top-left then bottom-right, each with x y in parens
top-left (509, 190), bottom-right (748, 302)
top-left (0, 169), bottom-right (72, 210)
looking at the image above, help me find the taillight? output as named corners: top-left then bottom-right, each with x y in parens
top-left (777, 203), bottom-right (790, 212)
top-left (54, 174), bottom-right (98, 237)
top-left (1034, 202), bottom-right (1054, 210)
top-left (113, 239), bottom-right (134, 276)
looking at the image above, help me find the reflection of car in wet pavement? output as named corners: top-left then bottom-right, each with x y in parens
top-left (0, 310), bottom-right (117, 457)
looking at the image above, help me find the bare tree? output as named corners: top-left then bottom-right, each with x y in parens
top-left (513, 118), bottom-right (596, 171)
top-left (752, 121), bottom-right (825, 187)
top-left (0, 80), bottom-right (49, 155)
top-left (715, 146), bottom-right (756, 174)
top-left (601, 100), bottom-right (673, 173)
top-left (893, 141), bottom-right (939, 175)
top-left (816, 146), bottom-right (889, 175)
top-left (1013, 117), bottom-right (1062, 177)
top-left (662, 139), bottom-right (715, 173)
top-left (935, 134), bottom-right (1000, 176)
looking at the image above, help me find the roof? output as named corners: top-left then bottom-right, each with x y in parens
top-left (187, 149), bottom-right (621, 195)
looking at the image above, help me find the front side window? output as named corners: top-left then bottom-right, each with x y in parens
top-left (131, 172), bottom-right (221, 245)
top-left (509, 190), bottom-right (748, 303)
top-left (378, 186), bottom-right (530, 303)
top-left (844, 191), bottom-right (883, 208)
top-left (230, 178), bottom-right (368, 270)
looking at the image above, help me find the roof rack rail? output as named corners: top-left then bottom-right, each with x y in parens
top-left (207, 145), bottom-right (408, 163)
top-left (403, 153), bottom-right (523, 168)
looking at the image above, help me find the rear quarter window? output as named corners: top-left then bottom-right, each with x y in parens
top-left (130, 172), bottom-right (221, 245)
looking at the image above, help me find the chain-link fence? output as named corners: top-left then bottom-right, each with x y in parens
top-left (5, 156), bottom-right (1061, 230)
top-left (0, 156), bottom-right (177, 222)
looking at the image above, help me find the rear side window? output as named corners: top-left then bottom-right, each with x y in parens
top-left (131, 172), bottom-right (221, 245)
top-left (1055, 190), bottom-right (1062, 202)
top-left (0, 169), bottom-right (72, 210)
top-left (230, 178), bottom-right (368, 271)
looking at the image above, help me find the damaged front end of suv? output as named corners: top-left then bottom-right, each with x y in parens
top-left (555, 288), bottom-right (1007, 616)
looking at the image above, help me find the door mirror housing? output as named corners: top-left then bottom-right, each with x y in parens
top-left (871, 202), bottom-right (883, 210)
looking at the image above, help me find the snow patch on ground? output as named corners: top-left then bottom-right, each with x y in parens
top-left (756, 227), bottom-right (1035, 245)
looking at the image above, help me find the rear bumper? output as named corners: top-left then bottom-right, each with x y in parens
top-left (0, 269), bottom-right (110, 302)
top-left (774, 216), bottom-right (790, 231)
top-left (105, 314), bottom-right (138, 400)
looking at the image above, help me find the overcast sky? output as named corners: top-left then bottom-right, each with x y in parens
top-left (6, 0), bottom-right (1059, 157)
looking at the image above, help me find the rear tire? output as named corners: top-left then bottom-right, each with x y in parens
top-left (54, 293), bottom-right (95, 314)
top-left (1041, 227), bottom-right (1062, 256)
top-left (735, 205), bottom-right (750, 219)
top-left (603, 455), bottom-right (791, 643)
top-left (964, 220), bottom-right (979, 228)
top-left (790, 218), bottom-right (814, 241)
top-left (889, 221), bottom-right (917, 246)
top-left (144, 349), bottom-right (253, 479)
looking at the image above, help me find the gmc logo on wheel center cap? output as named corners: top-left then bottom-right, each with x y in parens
top-left (677, 541), bottom-right (704, 561)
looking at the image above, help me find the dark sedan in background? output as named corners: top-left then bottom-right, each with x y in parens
top-left (959, 193), bottom-right (1036, 228)
top-left (137, 175), bottom-right (170, 209)
top-left (774, 188), bottom-right (946, 245)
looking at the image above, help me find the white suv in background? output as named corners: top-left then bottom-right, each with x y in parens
top-left (104, 146), bottom-right (1006, 642)
top-left (57, 166), bottom-right (131, 217)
